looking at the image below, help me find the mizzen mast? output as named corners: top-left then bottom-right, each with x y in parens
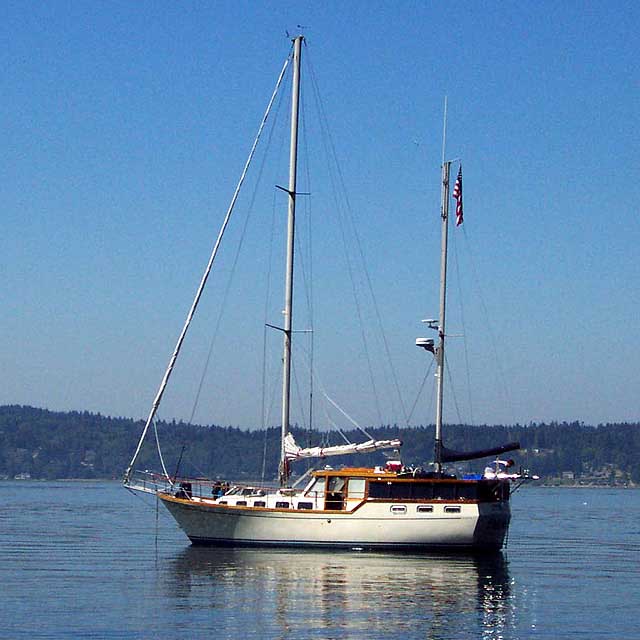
top-left (434, 160), bottom-right (451, 474)
top-left (415, 99), bottom-right (452, 475)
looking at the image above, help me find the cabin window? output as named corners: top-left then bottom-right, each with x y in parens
top-left (253, 501), bottom-right (266, 507)
top-left (389, 483), bottom-right (411, 499)
top-left (411, 483), bottom-right (434, 500)
top-left (433, 484), bottom-right (456, 500)
top-left (368, 481), bottom-right (390, 499)
top-left (444, 505), bottom-right (461, 514)
top-left (275, 501), bottom-right (290, 509)
top-left (417, 505), bottom-right (433, 513)
top-left (236, 501), bottom-right (247, 506)
top-left (390, 505), bottom-right (407, 514)
top-left (347, 478), bottom-right (366, 499)
top-left (297, 502), bottom-right (313, 510)
top-left (457, 484), bottom-right (478, 500)
top-left (325, 477), bottom-right (347, 510)
top-left (305, 477), bottom-right (326, 498)
top-left (369, 481), bottom-right (476, 501)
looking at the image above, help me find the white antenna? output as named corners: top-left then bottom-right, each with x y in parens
top-left (441, 95), bottom-right (448, 166)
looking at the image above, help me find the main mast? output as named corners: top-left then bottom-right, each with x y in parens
top-left (280, 35), bottom-right (303, 486)
top-left (434, 160), bottom-right (451, 474)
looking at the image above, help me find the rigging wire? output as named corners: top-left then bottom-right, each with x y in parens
top-left (461, 226), bottom-right (516, 424)
top-left (291, 356), bottom-right (308, 432)
top-left (305, 51), bottom-right (397, 427)
top-left (450, 224), bottom-right (475, 425)
top-left (155, 493), bottom-right (159, 553)
top-left (188, 75), bottom-right (288, 426)
top-left (260, 365), bottom-right (282, 484)
top-left (297, 83), bottom-right (316, 444)
top-left (124, 46), bottom-right (294, 482)
top-left (444, 351), bottom-right (465, 425)
top-left (407, 357), bottom-right (435, 426)
top-left (152, 417), bottom-right (171, 480)
top-left (306, 53), bottom-right (409, 426)
top-left (323, 393), bottom-right (373, 440)
top-left (260, 189), bottom-right (280, 483)
top-left (331, 183), bottom-right (386, 426)
top-left (321, 402), bottom-right (352, 445)
top-left (150, 60), bottom-right (289, 485)
top-left (153, 413), bottom-right (209, 484)
top-left (260, 88), bottom-right (290, 484)
top-left (126, 483), bottom-right (170, 513)
top-left (426, 370), bottom-right (437, 429)
top-left (294, 337), bottom-right (372, 441)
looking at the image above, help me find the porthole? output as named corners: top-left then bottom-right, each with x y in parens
top-left (390, 505), bottom-right (407, 515)
top-left (417, 505), bottom-right (434, 513)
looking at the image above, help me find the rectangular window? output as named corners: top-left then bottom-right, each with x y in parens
top-left (305, 477), bottom-right (326, 498)
top-left (275, 501), bottom-right (290, 509)
top-left (236, 501), bottom-right (247, 506)
top-left (411, 483), bottom-right (434, 500)
top-left (444, 505), bottom-right (461, 513)
top-left (297, 502), bottom-right (313, 510)
top-left (347, 478), bottom-right (366, 499)
top-left (433, 484), bottom-right (456, 500)
top-left (327, 477), bottom-right (346, 492)
top-left (457, 484), bottom-right (479, 500)
top-left (368, 482), bottom-right (389, 499)
top-left (417, 505), bottom-right (433, 513)
top-left (253, 501), bottom-right (266, 507)
top-left (389, 483), bottom-right (412, 499)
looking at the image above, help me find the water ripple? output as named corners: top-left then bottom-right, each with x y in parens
top-left (1, 482), bottom-right (639, 639)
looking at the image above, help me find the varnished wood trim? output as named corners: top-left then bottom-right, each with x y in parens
top-left (159, 492), bottom-right (368, 515)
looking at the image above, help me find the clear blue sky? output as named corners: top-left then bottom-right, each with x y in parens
top-left (2, 1), bottom-right (638, 429)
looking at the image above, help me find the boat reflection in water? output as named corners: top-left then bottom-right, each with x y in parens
top-left (165, 548), bottom-right (513, 638)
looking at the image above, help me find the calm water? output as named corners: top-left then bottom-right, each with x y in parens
top-left (1, 483), bottom-right (638, 639)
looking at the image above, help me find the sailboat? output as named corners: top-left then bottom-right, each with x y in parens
top-left (124, 36), bottom-right (532, 551)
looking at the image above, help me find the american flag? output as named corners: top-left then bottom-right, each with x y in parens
top-left (452, 165), bottom-right (463, 226)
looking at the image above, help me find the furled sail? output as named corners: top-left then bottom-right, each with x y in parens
top-left (284, 433), bottom-right (402, 461)
top-left (440, 441), bottom-right (520, 463)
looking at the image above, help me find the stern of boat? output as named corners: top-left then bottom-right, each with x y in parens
top-left (472, 498), bottom-right (511, 550)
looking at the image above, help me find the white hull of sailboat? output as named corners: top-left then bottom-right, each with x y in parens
top-left (160, 495), bottom-right (510, 551)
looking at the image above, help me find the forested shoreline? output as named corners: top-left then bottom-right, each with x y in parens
top-left (1, 405), bottom-right (638, 485)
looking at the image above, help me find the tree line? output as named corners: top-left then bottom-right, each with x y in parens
top-left (1, 405), bottom-right (638, 484)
